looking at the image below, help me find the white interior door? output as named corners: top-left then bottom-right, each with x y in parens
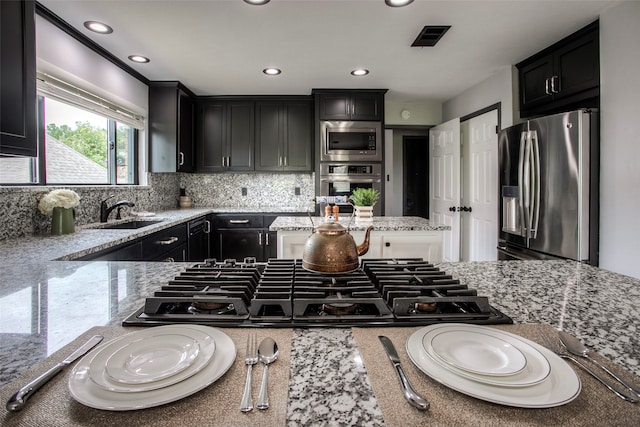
top-left (429, 118), bottom-right (460, 262)
top-left (460, 110), bottom-right (498, 261)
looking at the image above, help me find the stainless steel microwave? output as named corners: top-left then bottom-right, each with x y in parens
top-left (320, 121), bottom-right (382, 162)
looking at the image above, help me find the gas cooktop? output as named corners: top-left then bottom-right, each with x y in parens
top-left (123, 258), bottom-right (512, 327)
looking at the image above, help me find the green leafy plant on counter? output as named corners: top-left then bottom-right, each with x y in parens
top-left (350, 188), bottom-right (380, 206)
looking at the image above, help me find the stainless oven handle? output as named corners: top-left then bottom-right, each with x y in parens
top-left (319, 178), bottom-right (380, 184)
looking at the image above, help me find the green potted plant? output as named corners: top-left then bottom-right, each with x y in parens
top-left (350, 188), bottom-right (380, 220)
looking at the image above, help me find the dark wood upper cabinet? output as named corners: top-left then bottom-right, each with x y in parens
top-left (316, 90), bottom-right (385, 121)
top-left (255, 99), bottom-right (312, 172)
top-left (517, 21), bottom-right (599, 117)
top-left (197, 100), bottom-right (254, 172)
top-left (1, 0), bottom-right (37, 157)
top-left (149, 82), bottom-right (195, 172)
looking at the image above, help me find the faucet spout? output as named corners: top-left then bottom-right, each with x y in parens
top-left (100, 196), bottom-right (135, 222)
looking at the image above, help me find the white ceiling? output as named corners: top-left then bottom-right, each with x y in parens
top-left (38, 0), bottom-right (619, 102)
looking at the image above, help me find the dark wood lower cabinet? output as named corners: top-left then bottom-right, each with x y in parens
top-left (211, 214), bottom-right (289, 262)
top-left (78, 223), bottom-right (188, 261)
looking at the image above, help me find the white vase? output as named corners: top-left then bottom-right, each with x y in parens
top-left (354, 206), bottom-right (374, 221)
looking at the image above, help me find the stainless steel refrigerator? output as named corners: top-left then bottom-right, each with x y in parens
top-left (497, 110), bottom-right (599, 264)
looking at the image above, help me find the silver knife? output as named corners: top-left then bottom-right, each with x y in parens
top-left (378, 336), bottom-right (429, 410)
top-left (6, 335), bottom-right (103, 412)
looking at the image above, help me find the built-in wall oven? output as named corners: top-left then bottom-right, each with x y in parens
top-left (320, 121), bottom-right (382, 162)
top-left (319, 163), bottom-right (383, 216)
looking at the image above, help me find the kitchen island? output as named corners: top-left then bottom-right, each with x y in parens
top-left (1, 255), bottom-right (640, 425)
top-left (271, 216), bottom-right (450, 261)
top-left (1, 214), bottom-right (640, 425)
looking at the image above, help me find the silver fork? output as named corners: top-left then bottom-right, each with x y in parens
top-left (240, 333), bottom-right (258, 412)
top-left (541, 332), bottom-right (638, 403)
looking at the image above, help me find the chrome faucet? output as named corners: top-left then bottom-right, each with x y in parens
top-left (100, 195), bottom-right (135, 222)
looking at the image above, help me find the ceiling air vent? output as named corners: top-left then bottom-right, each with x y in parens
top-left (411, 26), bottom-right (451, 47)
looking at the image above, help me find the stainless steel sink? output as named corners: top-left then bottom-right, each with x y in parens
top-left (97, 220), bottom-right (163, 230)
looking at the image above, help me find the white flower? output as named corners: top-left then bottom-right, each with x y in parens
top-left (38, 189), bottom-right (81, 216)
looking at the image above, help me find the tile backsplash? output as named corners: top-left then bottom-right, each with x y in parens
top-left (0, 172), bottom-right (314, 240)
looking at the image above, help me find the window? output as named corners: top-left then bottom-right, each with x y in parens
top-left (0, 73), bottom-right (142, 185)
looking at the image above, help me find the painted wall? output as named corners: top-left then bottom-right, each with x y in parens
top-left (385, 100), bottom-right (442, 126)
top-left (442, 66), bottom-right (517, 129)
top-left (598, 1), bottom-right (640, 279)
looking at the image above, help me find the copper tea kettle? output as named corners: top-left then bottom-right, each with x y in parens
top-left (302, 219), bottom-right (373, 274)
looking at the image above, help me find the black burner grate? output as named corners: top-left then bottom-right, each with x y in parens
top-left (123, 258), bottom-right (512, 327)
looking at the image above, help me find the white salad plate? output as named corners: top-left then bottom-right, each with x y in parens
top-left (422, 326), bottom-right (551, 387)
top-left (69, 325), bottom-right (234, 410)
top-left (407, 324), bottom-right (581, 408)
top-left (105, 333), bottom-right (201, 384)
top-left (429, 329), bottom-right (526, 376)
top-left (88, 327), bottom-right (216, 393)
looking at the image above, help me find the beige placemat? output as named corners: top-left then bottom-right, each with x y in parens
top-left (353, 324), bottom-right (640, 427)
top-left (1, 326), bottom-right (292, 427)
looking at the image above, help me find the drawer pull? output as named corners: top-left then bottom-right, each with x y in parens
top-left (229, 219), bottom-right (250, 224)
top-left (156, 237), bottom-right (179, 245)
top-left (164, 257), bottom-right (175, 262)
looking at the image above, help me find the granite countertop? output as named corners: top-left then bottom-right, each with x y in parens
top-left (1, 212), bottom-right (640, 425)
top-left (270, 216), bottom-right (450, 231)
top-left (0, 207), bottom-right (306, 263)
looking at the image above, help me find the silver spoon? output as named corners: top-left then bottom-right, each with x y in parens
top-left (559, 330), bottom-right (640, 398)
top-left (256, 337), bottom-right (279, 410)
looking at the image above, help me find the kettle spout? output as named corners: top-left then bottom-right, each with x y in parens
top-left (356, 225), bottom-right (374, 256)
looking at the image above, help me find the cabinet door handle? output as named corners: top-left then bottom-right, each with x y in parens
top-left (204, 220), bottom-right (211, 234)
top-left (227, 156), bottom-right (231, 167)
top-left (545, 78), bottom-right (552, 95)
top-left (178, 152), bottom-right (184, 166)
top-left (258, 232), bottom-right (263, 246)
top-left (283, 156), bottom-right (287, 167)
top-left (156, 236), bottom-right (179, 245)
top-left (164, 257), bottom-right (175, 262)
top-left (265, 232), bottom-right (270, 246)
top-left (229, 219), bottom-right (250, 224)
top-left (222, 157), bottom-right (226, 167)
top-left (551, 75), bottom-right (559, 93)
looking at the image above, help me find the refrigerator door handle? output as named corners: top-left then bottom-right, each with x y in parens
top-left (529, 130), bottom-right (541, 238)
top-left (521, 131), bottom-right (532, 238)
top-left (518, 131), bottom-right (527, 237)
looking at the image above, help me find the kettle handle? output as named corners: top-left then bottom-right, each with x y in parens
top-left (307, 200), bottom-right (316, 229)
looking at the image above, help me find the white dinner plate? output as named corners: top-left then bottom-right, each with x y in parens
top-left (88, 327), bottom-right (216, 393)
top-left (429, 329), bottom-right (526, 376)
top-left (105, 334), bottom-right (200, 384)
top-left (407, 324), bottom-right (581, 408)
top-left (422, 326), bottom-right (551, 387)
top-left (69, 325), bottom-right (234, 410)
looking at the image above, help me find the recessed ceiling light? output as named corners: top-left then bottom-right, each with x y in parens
top-left (385, 0), bottom-right (414, 7)
top-left (263, 68), bottom-right (282, 75)
top-left (244, 0), bottom-right (270, 5)
top-left (128, 55), bottom-right (150, 64)
top-left (83, 21), bottom-right (113, 34)
top-left (351, 69), bottom-right (369, 77)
